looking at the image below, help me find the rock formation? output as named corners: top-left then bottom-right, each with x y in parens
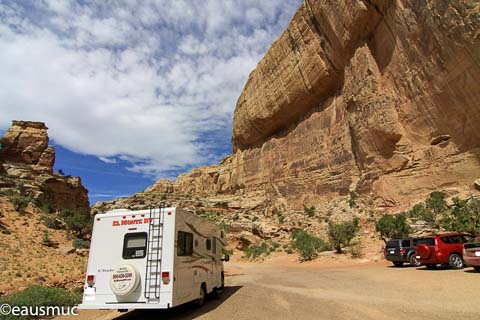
top-left (173, 0), bottom-right (480, 209)
top-left (0, 121), bottom-right (89, 211)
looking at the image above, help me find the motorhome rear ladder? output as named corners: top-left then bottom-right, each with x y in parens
top-left (144, 207), bottom-right (164, 300)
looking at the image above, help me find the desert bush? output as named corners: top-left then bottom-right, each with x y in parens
top-left (328, 218), bottom-right (360, 253)
top-left (219, 221), bottom-right (231, 233)
top-left (61, 209), bottom-right (93, 239)
top-left (426, 191), bottom-right (447, 214)
top-left (348, 192), bottom-right (357, 208)
top-left (350, 243), bottom-right (363, 258)
top-left (244, 243), bottom-right (270, 260)
top-left (41, 215), bottom-right (62, 230)
top-left (0, 285), bottom-right (81, 320)
top-left (72, 238), bottom-right (90, 249)
top-left (375, 213), bottom-right (412, 243)
top-left (42, 231), bottom-right (51, 246)
top-left (303, 205), bottom-right (316, 217)
top-left (12, 194), bottom-right (32, 214)
top-left (408, 203), bottom-right (435, 224)
top-left (35, 199), bottom-right (55, 214)
top-left (291, 229), bottom-right (331, 261)
top-left (441, 197), bottom-right (480, 234)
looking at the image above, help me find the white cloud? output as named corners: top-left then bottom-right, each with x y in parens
top-left (99, 157), bottom-right (117, 164)
top-left (0, 0), bottom-right (301, 177)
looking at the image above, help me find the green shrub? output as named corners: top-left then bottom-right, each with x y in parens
top-left (42, 231), bottom-right (51, 246)
top-left (271, 242), bottom-right (281, 250)
top-left (375, 213), bottom-right (412, 243)
top-left (291, 229), bottom-right (331, 261)
top-left (61, 209), bottom-right (93, 239)
top-left (12, 195), bottom-right (31, 214)
top-left (35, 199), bottom-right (54, 214)
top-left (72, 238), bottom-right (90, 249)
top-left (328, 218), bottom-right (360, 253)
top-left (408, 203), bottom-right (435, 224)
top-left (303, 205), bottom-right (316, 217)
top-left (348, 192), bottom-right (357, 208)
top-left (244, 243), bottom-right (270, 260)
top-left (41, 215), bottom-right (62, 230)
top-left (0, 285), bottom-right (81, 320)
top-left (441, 197), bottom-right (480, 234)
top-left (219, 221), bottom-right (231, 233)
top-left (17, 184), bottom-right (26, 195)
top-left (426, 191), bottom-right (447, 214)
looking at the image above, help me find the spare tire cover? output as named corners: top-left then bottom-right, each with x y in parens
top-left (110, 265), bottom-right (139, 296)
top-left (416, 244), bottom-right (431, 259)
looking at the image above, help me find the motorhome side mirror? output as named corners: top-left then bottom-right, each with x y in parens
top-left (221, 254), bottom-right (230, 262)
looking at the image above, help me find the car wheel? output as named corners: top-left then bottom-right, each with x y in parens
top-left (474, 266), bottom-right (480, 272)
top-left (449, 253), bottom-right (464, 270)
top-left (193, 285), bottom-right (206, 307)
top-left (393, 261), bottom-right (403, 267)
top-left (409, 255), bottom-right (421, 267)
top-left (425, 264), bottom-right (437, 270)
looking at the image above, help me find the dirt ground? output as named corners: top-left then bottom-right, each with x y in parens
top-left (57, 258), bottom-right (480, 320)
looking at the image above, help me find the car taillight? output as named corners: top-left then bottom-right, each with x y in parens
top-left (400, 248), bottom-right (406, 255)
top-left (87, 274), bottom-right (95, 287)
top-left (162, 272), bottom-right (170, 285)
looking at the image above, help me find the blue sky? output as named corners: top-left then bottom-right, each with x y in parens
top-left (0, 0), bottom-right (301, 204)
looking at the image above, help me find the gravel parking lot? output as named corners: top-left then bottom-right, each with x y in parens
top-left (58, 261), bottom-right (480, 320)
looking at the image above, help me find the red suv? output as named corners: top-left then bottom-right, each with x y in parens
top-left (414, 233), bottom-right (474, 269)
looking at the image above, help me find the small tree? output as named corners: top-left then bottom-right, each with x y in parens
top-left (62, 209), bottom-right (93, 239)
top-left (328, 218), bottom-right (360, 253)
top-left (408, 203), bottom-right (435, 224)
top-left (375, 213), bottom-right (412, 243)
top-left (426, 191), bottom-right (447, 214)
top-left (291, 229), bottom-right (331, 261)
top-left (441, 197), bottom-right (480, 234)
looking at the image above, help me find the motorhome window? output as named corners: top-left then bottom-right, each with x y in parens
top-left (177, 231), bottom-right (193, 256)
top-left (206, 239), bottom-right (212, 251)
top-left (122, 232), bottom-right (147, 259)
top-left (212, 237), bottom-right (217, 254)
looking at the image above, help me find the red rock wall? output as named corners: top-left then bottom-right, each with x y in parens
top-left (173, 0), bottom-right (480, 209)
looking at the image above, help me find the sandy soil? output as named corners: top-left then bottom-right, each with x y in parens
top-left (56, 257), bottom-right (480, 320)
top-left (0, 197), bottom-right (87, 294)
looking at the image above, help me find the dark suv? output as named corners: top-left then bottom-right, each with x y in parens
top-left (384, 238), bottom-right (420, 267)
top-left (414, 233), bottom-right (474, 269)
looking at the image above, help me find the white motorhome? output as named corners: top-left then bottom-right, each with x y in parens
top-left (79, 207), bottom-right (229, 311)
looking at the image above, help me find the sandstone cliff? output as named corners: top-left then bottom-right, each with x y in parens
top-left (0, 121), bottom-right (89, 211)
top-left (178, 0), bottom-right (480, 209)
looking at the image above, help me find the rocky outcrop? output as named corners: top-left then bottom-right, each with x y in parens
top-left (0, 121), bottom-right (50, 165)
top-left (174, 0), bottom-right (480, 209)
top-left (0, 121), bottom-right (89, 211)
